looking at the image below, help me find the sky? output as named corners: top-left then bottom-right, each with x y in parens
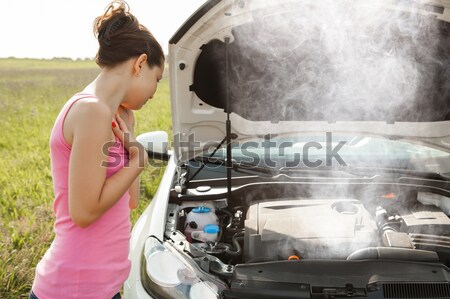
top-left (0, 0), bottom-right (207, 59)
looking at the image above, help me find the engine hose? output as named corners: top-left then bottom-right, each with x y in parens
top-left (226, 237), bottom-right (244, 256)
top-left (226, 232), bottom-right (245, 256)
top-left (232, 232), bottom-right (245, 242)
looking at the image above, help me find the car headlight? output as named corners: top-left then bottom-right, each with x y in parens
top-left (140, 236), bottom-right (228, 299)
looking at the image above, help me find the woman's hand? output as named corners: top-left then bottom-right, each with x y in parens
top-left (117, 105), bottom-right (135, 135)
top-left (112, 113), bottom-right (148, 165)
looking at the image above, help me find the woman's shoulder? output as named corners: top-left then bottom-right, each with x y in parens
top-left (69, 96), bottom-right (112, 122)
top-left (62, 95), bottom-right (113, 146)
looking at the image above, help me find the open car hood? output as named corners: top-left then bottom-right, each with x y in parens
top-left (168, 0), bottom-right (450, 162)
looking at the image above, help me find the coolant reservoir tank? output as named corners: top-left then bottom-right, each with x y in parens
top-left (184, 206), bottom-right (219, 242)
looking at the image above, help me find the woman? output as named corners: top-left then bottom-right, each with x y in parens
top-left (29, 1), bottom-right (164, 298)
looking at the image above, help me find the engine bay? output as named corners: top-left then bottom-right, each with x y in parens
top-left (165, 183), bottom-right (450, 269)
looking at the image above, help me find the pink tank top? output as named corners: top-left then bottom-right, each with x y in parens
top-left (32, 93), bottom-right (132, 299)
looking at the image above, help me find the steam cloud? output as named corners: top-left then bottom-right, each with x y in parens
top-left (234, 0), bottom-right (450, 121)
top-left (195, 0), bottom-right (450, 122)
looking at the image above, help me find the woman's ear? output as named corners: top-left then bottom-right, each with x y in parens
top-left (132, 54), bottom-right (148, 77)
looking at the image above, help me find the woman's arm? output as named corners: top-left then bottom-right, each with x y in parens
top-left (116, 106), bottom-right (140, 210)
top-left (68, 101), bottom-right (146, 228)
top-left (128, 178), bottom-right (140, 210)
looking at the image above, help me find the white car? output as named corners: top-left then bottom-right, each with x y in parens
top-left (124, 0), bottom-right (450, 298)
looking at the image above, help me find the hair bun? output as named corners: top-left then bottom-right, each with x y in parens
top-left (94, 1), bottom-right (130, 45)
top-left (98, 16), bottom-right (129, 46)
top-left (93, 0), bottom-right (164, 68)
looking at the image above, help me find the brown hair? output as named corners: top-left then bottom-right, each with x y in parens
top-left (93, 0), bottom-right (164, 68)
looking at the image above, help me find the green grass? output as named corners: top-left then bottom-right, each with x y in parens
top-left (0, 58), bottom-right (172, 298)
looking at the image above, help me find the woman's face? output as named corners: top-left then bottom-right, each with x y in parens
top-left (124, 62), bottom-right (164, 110)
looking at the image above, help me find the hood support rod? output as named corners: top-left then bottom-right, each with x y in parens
top-left (225, 36), bottom-right (232, 203)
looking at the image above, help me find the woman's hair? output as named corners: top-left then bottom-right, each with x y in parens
top-left (93, 0), bottom-right (164, 68)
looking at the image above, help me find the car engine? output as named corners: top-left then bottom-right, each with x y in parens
top-left (167, 187), bottom-right (450, 267)
top-left (244, 199), bottom-right (379, 261)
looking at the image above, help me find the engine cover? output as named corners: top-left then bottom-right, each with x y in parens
top-left (244, 199), bottom-right (378, 261)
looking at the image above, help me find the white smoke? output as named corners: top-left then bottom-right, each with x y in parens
top-left (226, 0), bottom-right (449, 122)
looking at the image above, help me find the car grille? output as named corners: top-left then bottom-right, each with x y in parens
top-left (383, 282), bottom-right (450, 298)
top-left (410, 234), bottom-right (450, 250)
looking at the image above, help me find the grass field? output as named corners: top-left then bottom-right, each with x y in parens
top-left (0, 58), bottom-right (172, 298)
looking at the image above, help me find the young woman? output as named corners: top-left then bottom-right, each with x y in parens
top-left (29, 1), bottom-right (164, 298)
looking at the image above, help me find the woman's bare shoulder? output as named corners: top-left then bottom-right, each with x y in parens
top-left (70, 98), bottom-right (112, 120)
top-left (64, 98), bottom-right (113, 145)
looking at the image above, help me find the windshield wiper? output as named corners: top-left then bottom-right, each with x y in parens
top-left (276, 165), bottom-right (450, 180)
top-left (188, 156), bottom-right (278, 179)
top-left (338, 166), bottom-right (450, 181)
top-left (189, 162), bottom-right (450, 181)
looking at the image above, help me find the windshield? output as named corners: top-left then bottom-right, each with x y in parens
top-left (205, 134), bottom-right (450, 174)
